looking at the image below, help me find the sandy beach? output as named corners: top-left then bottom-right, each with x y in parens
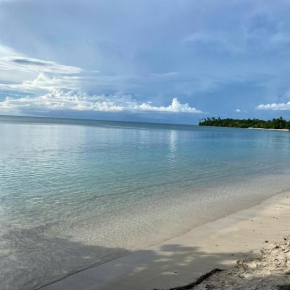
top-left (41, 190), bottom-right (290, 290)
top-left (2, 1), bottom-right (290, 289)
top-left (248, 128), bottom-right (290, 131)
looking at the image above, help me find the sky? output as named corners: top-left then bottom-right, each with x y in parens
top-left (1, 0), bottom-right (290, 124)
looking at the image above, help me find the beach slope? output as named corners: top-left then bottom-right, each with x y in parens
top-left (42, 191), bottom-right (290, 290)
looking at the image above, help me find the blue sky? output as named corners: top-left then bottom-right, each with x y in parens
top-left (1, 0), bottom-right (290, 124)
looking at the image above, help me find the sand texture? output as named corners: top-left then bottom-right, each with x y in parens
top-left (42, 191), bottom-right (290, 290)
top-left (170, 239), bottom-right (290, 290)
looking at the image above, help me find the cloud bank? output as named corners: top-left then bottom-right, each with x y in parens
top-left (0, 90), bottom-right (202, 114)
top-left (257, 102), bottom-right (290, 111)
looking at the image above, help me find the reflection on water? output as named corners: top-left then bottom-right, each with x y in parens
top-left (167, 130), bottom-right (177, 163)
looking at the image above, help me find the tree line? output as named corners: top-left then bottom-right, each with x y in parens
top-left (199, 117), bottom-right (290, 130)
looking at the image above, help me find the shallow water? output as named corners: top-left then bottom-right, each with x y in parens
top-left (1, 115), bottom-right (290, 289)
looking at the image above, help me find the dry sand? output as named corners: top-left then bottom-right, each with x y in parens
top-left (42, 190), bottom-right (290, 290)
top-left (248, 128), bottom-right (290, 131)
top-left (169, 240), bottom-right (290, 290)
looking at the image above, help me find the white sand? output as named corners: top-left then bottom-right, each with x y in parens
top-left (248, 127), bottom-right (290, 131)
top-left (192, 240), bottom-right (290, 290)
top-left (42, 190), bottom-right (290, 290)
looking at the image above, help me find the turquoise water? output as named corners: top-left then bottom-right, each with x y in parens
top-left (1, 115), bottom-right (290, 290)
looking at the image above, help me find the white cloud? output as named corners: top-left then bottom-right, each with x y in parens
top-left (234, 108), bottom-right (247, 113)
top-left (139, 98), bottom-right (201, 113)
top-left (0, 73), bottom-right (142, 97)
top-left (0, 90), bottom-right (202, 114)
top-left (0, 44), bottom-right (18, 57)
top-left (0, 56), bottom-right (82, 74)
top-left (0, 43), bottom-right (85, 87)
top-left (257, 102), bottom-right (290, 111)
top-left (0, 73), bottom-right (83, 92)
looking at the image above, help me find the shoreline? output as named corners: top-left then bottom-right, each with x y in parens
top-left (42, 190), bottom-right (290, 290)
top-left (248, 127), bottom-right (290, 131)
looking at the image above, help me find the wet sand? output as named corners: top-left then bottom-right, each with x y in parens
top-left (42, 190), bottom-right (290, 290)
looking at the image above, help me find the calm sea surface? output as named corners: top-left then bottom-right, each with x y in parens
top-left (1, 115), bottom-right (290, 289)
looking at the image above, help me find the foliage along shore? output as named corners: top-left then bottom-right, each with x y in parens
top-left (199, 117), bottom-right (290, 130)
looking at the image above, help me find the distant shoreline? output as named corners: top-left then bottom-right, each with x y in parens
top-left (199, 117), bottom-right (290, 131)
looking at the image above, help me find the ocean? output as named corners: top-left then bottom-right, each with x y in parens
top-left (1, 115), bottom-right (290, 290)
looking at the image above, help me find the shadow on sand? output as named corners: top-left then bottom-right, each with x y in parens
top-left (1, 229), bottom-right (290, 290)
